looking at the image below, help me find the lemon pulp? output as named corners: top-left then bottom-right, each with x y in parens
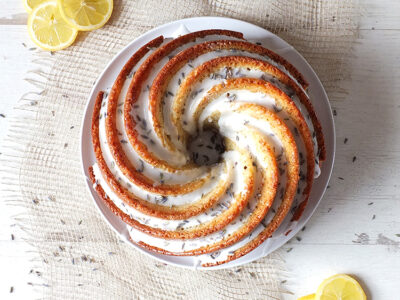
top-left (315, 274), bottom-right (367, 300)
top-left (57, 0), bottom-right (113, 31)
top-left (28, 1), bottom-right (78, 51)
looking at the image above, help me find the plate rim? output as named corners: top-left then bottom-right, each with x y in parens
top-left (80, 16), bottom-right (336, 270)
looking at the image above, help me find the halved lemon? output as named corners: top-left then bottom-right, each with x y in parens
top-left (315, 274), bottom-right (367, 300)
top-left (298, 294), bottom-right (315, 300)
top-left (23, 0), bottom-right (45, 13)
top-left (28, 1), bottom-right (78, 51)
top-left (57, 0), bottom-right (113, 31)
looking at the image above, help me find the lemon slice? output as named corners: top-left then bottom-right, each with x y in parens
top-left (57, 0), bottom-right (113, 31)
top-left (298, 294), bottom-right (315, 300)
top-left (28, 1), bottom-right (78, 51)
top-left (315, 274), bottom-right (367, 300)
top-left (23, 0), bottom-right (45, 13)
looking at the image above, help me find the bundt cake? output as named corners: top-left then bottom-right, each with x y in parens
top-left (88, 29), bottom-right (325, 267)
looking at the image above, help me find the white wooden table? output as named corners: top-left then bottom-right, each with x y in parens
top-left (1, 1), bottom-right (399, 299)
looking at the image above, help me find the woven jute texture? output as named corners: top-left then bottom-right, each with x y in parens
top-left (1, 1), bottom-right (359, 299)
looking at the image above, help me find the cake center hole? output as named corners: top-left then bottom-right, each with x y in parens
top-left (188, 129), bottom-right (225, 166)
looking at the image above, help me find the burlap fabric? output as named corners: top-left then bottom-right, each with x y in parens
top-left (1, 1), bottom-right (359, 299)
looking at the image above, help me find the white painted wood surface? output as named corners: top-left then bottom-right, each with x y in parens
top-left (0, 1), bottom-right (399, 299)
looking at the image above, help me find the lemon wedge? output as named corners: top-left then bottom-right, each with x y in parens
top-left (23, 0), bottom-right (45, 13)
top-left (315, 274), bottom-right (367, 300)
top-left (57, 0), bottom-right (113, 31)
top-left (297, 294), bottom-right (315, 300)
top-left (28, 1), bottom-right (78, 51)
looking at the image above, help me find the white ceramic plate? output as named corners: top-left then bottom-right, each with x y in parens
top-left (80, 17), bottom-right (335, 270)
